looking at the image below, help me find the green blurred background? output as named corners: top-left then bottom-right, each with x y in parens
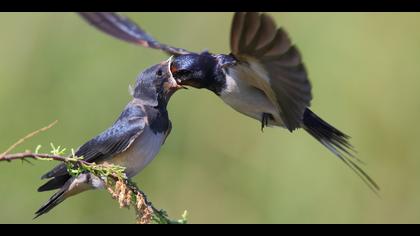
top-left (0, 12), bottom-right (419, 224)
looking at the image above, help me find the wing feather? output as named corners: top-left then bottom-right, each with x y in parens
top-left (79, 12), bottom-right (191, 56)
top-left (41, 102), bottom-right (146, 179)
top-left (230, 12), bottom-right (312, 131)
top-left (230, 12), bottom-right (246, 53)
top-left (248, 13), bottom-right (278, 51)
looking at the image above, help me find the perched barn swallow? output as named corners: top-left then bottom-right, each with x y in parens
top-left (35, 59), bottom-right (181, 218)
top-left (78, 12), bottom-right (379, 192)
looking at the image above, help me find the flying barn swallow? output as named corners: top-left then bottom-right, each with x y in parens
top-left (78, 12), bottom-right (379, 193)
top-left (35, 59), bottom-right (181, 218)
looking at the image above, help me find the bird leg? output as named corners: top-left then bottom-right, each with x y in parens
top-left (261, 113), bottom-right (270, 132)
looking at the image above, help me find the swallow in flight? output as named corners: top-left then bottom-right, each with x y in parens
top-left (78, 12), bottom-right (379, 193)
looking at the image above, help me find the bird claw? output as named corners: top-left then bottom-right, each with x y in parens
top-left (261, 113), bottom-right (270, 132)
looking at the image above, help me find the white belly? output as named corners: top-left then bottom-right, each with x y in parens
top-left (220, 70), bottom-right (282, 126)
top-left (107, 127), bottom-right (165, 178)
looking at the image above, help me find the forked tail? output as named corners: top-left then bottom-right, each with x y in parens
top-left (34, 187), bottom-right (67, 219)
top-left (34, 175), bottom-right (71, 219)
top-left (302, 108), bottom-right (380, 194)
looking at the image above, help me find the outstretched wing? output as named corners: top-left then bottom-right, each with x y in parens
top-left (41, 102), bottom-right (146, 179)
top-left (78, 12), bottom-right (191, 56)
top-left (229, 12), bottom-right (312, 131)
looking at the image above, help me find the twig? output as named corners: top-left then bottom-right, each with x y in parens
top-left (0, 122), bottom-right (186, 224)
top-left (0, 152), bottom-right (89, 165)
top-left (122, 179), bottom-right (177, 224)
top-left (0, 151), bottom-right (181, 224)
top-left (0, 120), bottom-right (58, 158)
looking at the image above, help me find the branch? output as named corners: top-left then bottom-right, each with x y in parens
top-left (0, 152), bottom-right (88, 164)
top-left (0, 122), bottom-right (187, 224)
top-left (0, 120), bottom-right (58, 158)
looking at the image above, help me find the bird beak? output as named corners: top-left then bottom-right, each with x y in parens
top-left (167, 56), bottom-right (188, 90)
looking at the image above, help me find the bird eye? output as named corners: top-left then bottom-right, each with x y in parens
top-left (156, 69), bottom-right (163, 77)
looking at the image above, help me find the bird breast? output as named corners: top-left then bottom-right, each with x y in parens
top-left (107, 126), bottom-right (165, 178)
top-left (220, 67), bottom-right (280, 125)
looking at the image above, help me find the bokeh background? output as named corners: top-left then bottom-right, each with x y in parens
top-left (0, 12), bottom-right (419, 224)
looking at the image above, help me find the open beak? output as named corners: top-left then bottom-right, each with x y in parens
top-left (167, 56), bottom-right (188, 90)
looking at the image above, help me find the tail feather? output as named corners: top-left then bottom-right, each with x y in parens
top-left (34, 188), bottom-right (67, 219)
top-left (38, 175), bottom-right (70, 192)
top-left (302, 108), bottom-right (380, 194)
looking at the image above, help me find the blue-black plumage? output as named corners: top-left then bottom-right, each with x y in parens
top-left (78, 12), bottom-right (379, 193)
top-left (35, 59), bottom-right (181, 218)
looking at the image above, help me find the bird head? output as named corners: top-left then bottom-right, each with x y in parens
top-left (169, 52), bottom-right (222, 92)
top-left (133, 59), bottom-right (183, 106)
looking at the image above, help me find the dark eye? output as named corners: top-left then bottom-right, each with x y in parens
top-left (156, 69), bottom-right (163, 77)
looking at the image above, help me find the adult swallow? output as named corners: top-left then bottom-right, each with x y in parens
top-left (35, 59), bottom-right (181, 218)
top-left (78, 12), bottom-right (379, 192)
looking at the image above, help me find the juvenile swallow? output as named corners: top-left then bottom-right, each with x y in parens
top-left (78, 12), bottom-right (379, 192)
top-left (35, 59), bottom-right (181, 218)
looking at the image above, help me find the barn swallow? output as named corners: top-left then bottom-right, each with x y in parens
top-left (35, 59), bottom-right (181, 218)
top-left (78, 12), bottom-right (379, 192)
